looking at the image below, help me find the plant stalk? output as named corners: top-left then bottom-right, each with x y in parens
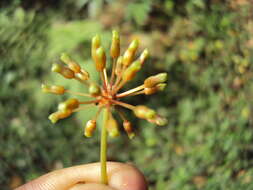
top-left (116, 84), bottom-right (144, 98)
top-left (100, 107), bottom-right (109, 184)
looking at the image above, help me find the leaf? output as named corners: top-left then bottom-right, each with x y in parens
top-left (48, 20), bottom-right (102, 57)
top-left (126, 0), bottom-right (151, 25)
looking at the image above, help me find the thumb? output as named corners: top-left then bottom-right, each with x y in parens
top-left (16, 162), bottom-right (147, 190)
top-left (69, 183), bottom-right (116, 190)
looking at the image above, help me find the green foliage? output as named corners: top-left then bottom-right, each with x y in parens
top-left (48, 20), bottom-right (102, 57)
top-left (1, 0), bottom-right (253, 190)
top-left (126, 0), bottom-right (151, 26)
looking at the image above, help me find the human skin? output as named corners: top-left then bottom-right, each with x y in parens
top-left (15, 162), bottom-right (148, 190)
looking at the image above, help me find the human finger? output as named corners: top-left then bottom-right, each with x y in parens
top-left (69, 183), bottom-right (116, 190)
top-left (15, 162), bottom-right (147, 190)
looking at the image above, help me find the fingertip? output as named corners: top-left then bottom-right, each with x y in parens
top-left (69, 183), bottom-right (116, 190)
top-left (109, 164), bottom-right (148, 190)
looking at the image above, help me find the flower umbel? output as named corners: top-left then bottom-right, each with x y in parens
top-left (42, 30), bottom-right (167, 184)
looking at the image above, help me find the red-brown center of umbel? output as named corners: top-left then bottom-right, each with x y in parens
top-left (98, 88), bottom-right (118, 107)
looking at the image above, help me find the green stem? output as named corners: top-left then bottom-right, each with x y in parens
top-left (100, 107), bottom-right (109, 184)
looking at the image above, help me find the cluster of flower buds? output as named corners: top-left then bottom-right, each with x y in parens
top-left (42, 30), bottom-right (168, 139)
top-left (52, 53), bottom-right (90, 82)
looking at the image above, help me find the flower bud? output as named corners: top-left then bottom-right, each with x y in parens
top-left (157, 83), bottom-right (167, 91)
top-left (61, 53), bottom-right (81, 73)
top-left (60, 53), bottom-right (71, 63)
top-left (123, 120), bottom-right (135, 139)
top-left (144, 83), bottom-right (167, 95)
top-left (122, 61), bottom-right (141, 82)
top-left (129, 39), bottom-right (139, 52)
top-left (133, 105), bottom-right (156, 120)
top-left (155, 116), bottom-right (168, 126)
top-left (89, 83), bottom-right (101, 96)
top-left (110, 30), bottom-right (120, 58)
top-left (75, 69), bottom-right (89, 81)
top-left (84, 120), bottom-right (96, 137)
top-left (51, 63), bottom-right (75, 79)
top-left (122, 50), bottom-right (133, 67)
top-left (115, 56), bottom-right (123, 76)
top-left (144, 87), bottom-right (157, 95)
top-left (41, 84), bottom-right (65, 95)
top-left (139, 49), bottom-right (149, 65)
top-left (51, 63), bottom-right (62, 73)
top-left (41, 84), bottom-right (50, 93)
top-left (107, 115), bottom-right (120, 137)
top-left (144, 73), bottom-right (168, 88)
top-left (48, 109), bottom-right (72, 123)
top-left (91, 34), bottom-right (101, 61)
top-left (81, 69), bottom-right (90, 78)
top-left (95, 47), bottom-right (106, 71)
top-left (148, 115), bottom-right (168, 126)
top-left (58, 98), bottom-right (79, 111)
top-left (122, 39), bottom-right (139, 67)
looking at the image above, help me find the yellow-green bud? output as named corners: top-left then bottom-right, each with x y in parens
top-left (144, 73), bottom-right (168, 88)
top-left (122, 39), bottom-right (139, 67)
top-left (41, 84), bottom-right (50, 92)
top-left (123, 120), bottom-right (135, 139)
top-left (48, 109), bottom-right (72, 124)
top-left (110, 30), bottom-right (120, 58)
top-left (107, 115), bottom-right (120, 137)
top-left (129, 39), bottom-right (139, 52)
top-left (76, 70), bottom-right (89, 81)
top-left (115, 56), bottom-right (123, 76)
top-left (58, 98), bottom-right (79, 111)
top-left (155, 117), bottom-right (168, 126)
top-left (61, 53), bottom-right (81, 73)
top-left (84, 120), bottom-right (96, 137)
top-left (148, 115), bottom-right (168, 126)
top-left (95, 47), bottom-right (106, 71)
top-left (81, 69), bottom-right (90, 78)
top-left (60, 53), bottom-right (71, 63)
top-left (122, 61), bottom-right (141, 82)
top-left (51, 63), bottom-right (62, 73)
top-left (144, 87), bottom-right (157, 95)
top-left (122, 50), bottom-right (133, 67)
top-left (157, 83), bottom-right (167, 91)
top-left (144, 83), bottom-right (167, 95)
top-left (61, 68), bottom-right (75, 79)
top-left (41, 84), bottom-right (65, 95)
top-left (48, 112), bottom-right (59, 123)
top-left (92, 35), bottom-right (101, 61)
top-left (51, 63), bottom-right (75, 79)
top-left (139, 49), bottom-right (149, 65)
top-left (89, 83), bottom-right (101, 96)
top-left (133, 105), bottom-right (156, 120)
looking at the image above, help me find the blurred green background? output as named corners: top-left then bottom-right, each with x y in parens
top-left (1, 0), bottom-right (253, 189)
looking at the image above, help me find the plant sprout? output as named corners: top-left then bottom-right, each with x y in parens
top-left (42, 30), bottom-right (167, 184)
